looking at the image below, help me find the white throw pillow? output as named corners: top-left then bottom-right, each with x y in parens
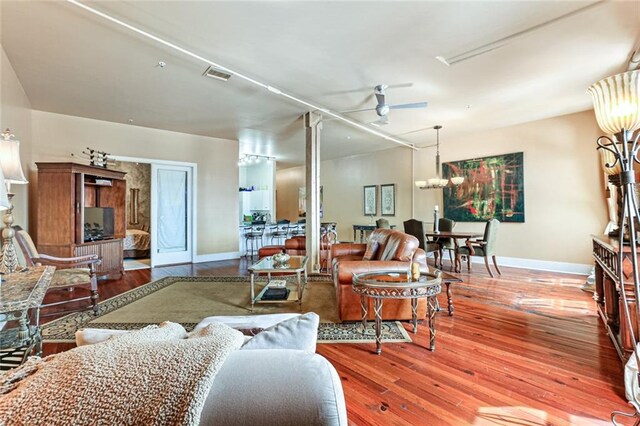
top-left (240, 312), bottom-right (319, 353)
top-left (192, 313), bottom-right (300, 334)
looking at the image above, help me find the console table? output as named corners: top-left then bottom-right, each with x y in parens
top-left (352, 224), bottom-right (396, 243)
top-left (592, 235), bottom-right (639, 361)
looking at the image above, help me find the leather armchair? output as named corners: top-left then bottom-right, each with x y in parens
top-left (331, 229), bottom-right (429, 321)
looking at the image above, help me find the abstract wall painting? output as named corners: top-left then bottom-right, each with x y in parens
top-left (442, 152), bottom-right (525, 223)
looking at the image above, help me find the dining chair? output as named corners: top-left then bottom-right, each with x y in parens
top-left (455, 219), bottom-right (502, 278)
top-left (429, 218), bottom-right (456, 269)
top-left (376, 218), bottom-right (390, 229)
top-left (403, 219), bottom-right (440, 266)
top-left (13, 226), bottom-right (102, 317)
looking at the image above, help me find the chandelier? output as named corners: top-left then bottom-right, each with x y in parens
top-left (415, 125), bottom-right (464, 189)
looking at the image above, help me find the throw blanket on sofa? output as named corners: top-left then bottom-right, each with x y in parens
top-left (0, 322), bottom-right (244, 426)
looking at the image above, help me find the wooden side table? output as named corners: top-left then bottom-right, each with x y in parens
top-left (0, 265), bottom-right (55, 369)
top-left (352, 270), bottom-right (441, 354)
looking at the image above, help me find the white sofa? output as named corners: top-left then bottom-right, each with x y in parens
top-left (76, 313), bottom-right (348, 426)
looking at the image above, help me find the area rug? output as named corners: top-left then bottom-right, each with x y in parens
top-left (42, 276), bottom-right (412, 345)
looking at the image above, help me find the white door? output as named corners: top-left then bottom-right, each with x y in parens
top-left (151, 164), bottom-right (193, 266)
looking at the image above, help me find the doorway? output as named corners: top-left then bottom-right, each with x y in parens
top-left (112, 156), bottom-right (196, 268)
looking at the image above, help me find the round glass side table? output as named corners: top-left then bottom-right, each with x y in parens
top-left (352, 270), bottom-right (442, 354)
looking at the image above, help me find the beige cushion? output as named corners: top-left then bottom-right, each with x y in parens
top-left (241, 312), bottom-right (319, 353)
top-left (50, 268), bottom-right (91, 288)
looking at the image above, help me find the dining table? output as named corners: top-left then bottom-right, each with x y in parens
top-left (424, 231), bottom-right (483, 272)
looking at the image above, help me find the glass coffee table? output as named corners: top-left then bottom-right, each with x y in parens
top-left (352, 270), bottom-right (441, 354)
top-left (248, 255), bottom-right (308, 310)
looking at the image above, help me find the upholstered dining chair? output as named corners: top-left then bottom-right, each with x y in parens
top-left (455, 219), bottom-right (502, 278)
top-left (376, 218), bottom-right (390, 229)
top-left (427, 218), bottom-right (456, 269)
top-left (13, 226), bottom-right (102, 316)
top-left (403, 219), bottom-right (440, 266)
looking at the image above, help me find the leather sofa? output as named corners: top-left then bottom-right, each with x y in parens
top-left (258, 236), bottom-right (333, 270)
top-left (258, 236), bottom-right (306, 258)
top-left (331, 228), bottom-right (429, 322)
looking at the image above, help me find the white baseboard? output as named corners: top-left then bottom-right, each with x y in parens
top-left (428, 253), bottom-right (592, 275)
top-left (194, 251), bottom-right (241, 263)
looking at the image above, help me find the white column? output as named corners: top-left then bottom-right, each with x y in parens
top-left (304, 111), bottom-right (322, 273)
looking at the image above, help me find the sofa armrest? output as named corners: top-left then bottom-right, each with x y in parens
top-left (331, 243), bottom-right (366, 258)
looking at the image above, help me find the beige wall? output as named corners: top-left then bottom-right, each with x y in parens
top-left (0, 46), bottom-right (31, 230)
top-left (277, 110), bottom-right (607, 265)
top-left (30, 110), bottom-right (239, 255)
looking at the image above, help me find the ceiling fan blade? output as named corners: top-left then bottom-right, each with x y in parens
top-left (341, 107), bottom-right (376, 114)
top-left (396, 126), bottom-right (432, 136)
top-left (388, 101), bottom-right (428, 110)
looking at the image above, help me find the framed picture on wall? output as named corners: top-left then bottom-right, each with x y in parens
top-left (442, 152), bottom-right (525, 222)
top-left (380, 184), bottom-right (396, 216)
top-left (363, 185), bottom-right (377, 216)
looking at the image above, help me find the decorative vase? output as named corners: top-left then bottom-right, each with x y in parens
top-left (272, 252), bottom-right (290, 267)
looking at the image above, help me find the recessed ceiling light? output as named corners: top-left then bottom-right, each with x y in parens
top-left (346, 136), bottom-right (351, 139)
top-left (203, 66), bottom-right (231, 81)
top-left (157, 61), bottom-right (166, 68)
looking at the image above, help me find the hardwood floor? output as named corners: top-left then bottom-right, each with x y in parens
top-left (42, 259), bottom-right (627, 425)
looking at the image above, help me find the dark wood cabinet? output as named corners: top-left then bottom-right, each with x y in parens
top-left (592, 235), bottom-right (639, 361)
top-left (36, 162), bottom-right (126, 278)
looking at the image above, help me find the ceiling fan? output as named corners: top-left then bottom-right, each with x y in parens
top-left (342, 84), bottom-right (428, 126)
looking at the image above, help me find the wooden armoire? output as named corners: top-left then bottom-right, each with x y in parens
top-left (36, 162), bottom-right (126, 278)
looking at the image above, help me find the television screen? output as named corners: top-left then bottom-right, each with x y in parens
top-left (84, 207), bottom-right (115, 242)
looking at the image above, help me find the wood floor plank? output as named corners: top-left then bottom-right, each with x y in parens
top-left (40, 259), bottom-right (629, 425)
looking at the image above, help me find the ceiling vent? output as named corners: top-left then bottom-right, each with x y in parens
top-left (203, 66), bottom-right (232, 81)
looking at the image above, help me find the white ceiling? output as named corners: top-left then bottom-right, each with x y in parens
top-left (2, 1), bottom-right (639, 168)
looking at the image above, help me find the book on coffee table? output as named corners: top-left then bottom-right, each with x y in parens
top-left (261, 287), bottom-right (290, 301)
top-left (268, 280), bottom-right (287, 288)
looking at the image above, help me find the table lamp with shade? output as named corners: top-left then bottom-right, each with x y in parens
top-left (0, 129), bottom-right (28, 274)
top-left (587, 70), bottom-right (640, 424)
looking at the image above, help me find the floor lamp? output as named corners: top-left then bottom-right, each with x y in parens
top-left (0, 129), bottom-right (28, 274)
top-left (588, 70), bottom-right (640, 425)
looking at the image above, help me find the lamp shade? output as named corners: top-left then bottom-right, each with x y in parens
top-left (415, 180), bottom-right (426, 188)
top-left (0, 163), bottom-right (11, 211)
top-left (0, 131), bottom-right (27, 184)
top-left (588, 70), bottom-right (640, 134)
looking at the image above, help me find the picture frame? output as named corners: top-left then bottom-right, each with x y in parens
top-left (363, 185), bottom-right (377, 216)
top-left (380, 184), bottom-right (396, 216)
top-left (442, 152), bottom-right (525, 222)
